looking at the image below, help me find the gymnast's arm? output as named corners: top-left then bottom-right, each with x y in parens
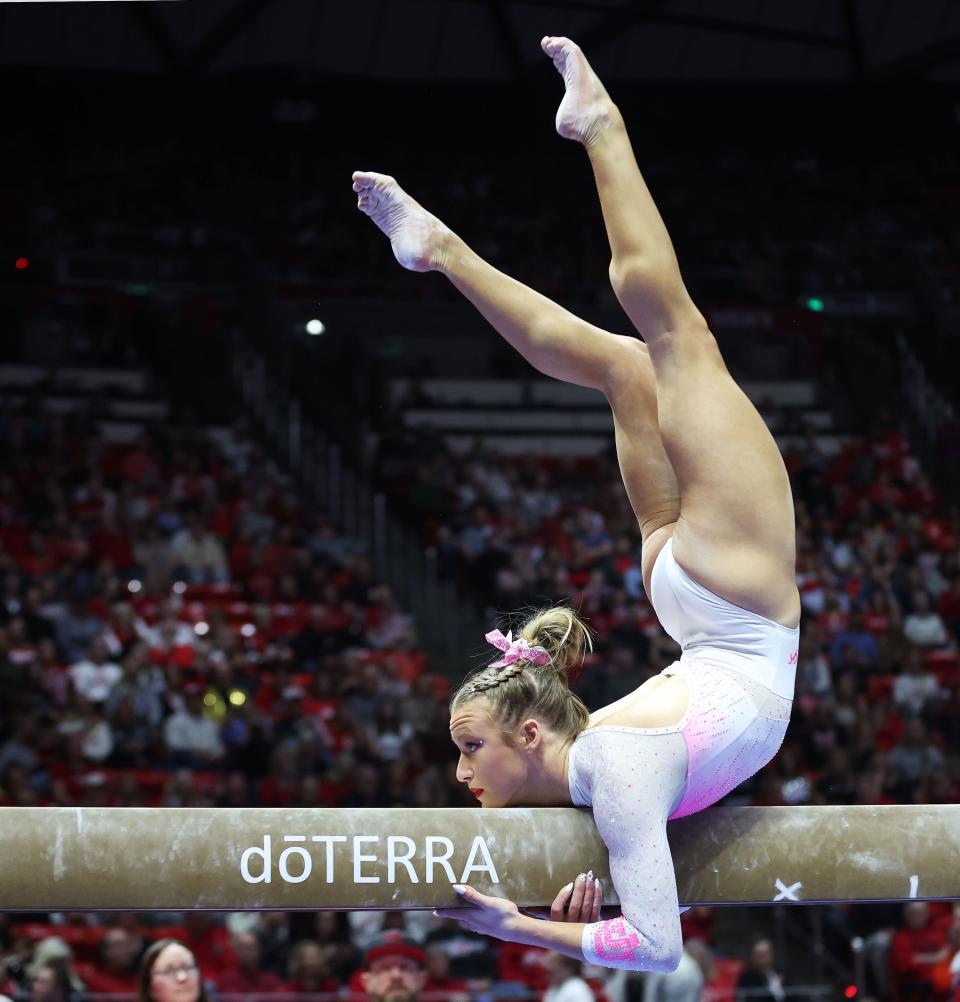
top-left (510, 733), bottom-right (686, 972)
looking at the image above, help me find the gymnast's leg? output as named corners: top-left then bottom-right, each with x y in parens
top-left (352, 170), bottom-right (680, 556)
top-left (542, 36), bottom-right (800, 627)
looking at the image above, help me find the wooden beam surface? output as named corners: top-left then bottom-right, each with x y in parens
top-left (0, 805), bottom-right (957, 910)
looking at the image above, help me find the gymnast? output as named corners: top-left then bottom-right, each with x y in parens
top-left (353, 36), bottom-right (801, 972)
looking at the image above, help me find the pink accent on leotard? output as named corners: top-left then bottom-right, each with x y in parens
top-left (666, 661), bottom-right (790, 819)
top-left (589, 917), bottom-right (651, 966)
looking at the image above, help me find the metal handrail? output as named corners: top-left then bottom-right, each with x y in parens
top-left (231, 342), bottom-right (474, 676)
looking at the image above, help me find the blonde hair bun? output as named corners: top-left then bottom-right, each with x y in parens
top-left (518, 607), bottom-right (592, 680)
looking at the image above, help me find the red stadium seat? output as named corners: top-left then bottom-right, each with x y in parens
top-left (180, 601), bottom-right (207, 623)
top-left (427, 674), bottom-right (450, 700)
top-left (151, 924), bottom-right (188, 942)
top-left (496, 941), bottom-right (549, 993)
top-left (182, 583), bottom-right (242, 602)
top-left (706, 958), bottom-right (745, 1002)
top-left (12, 923), bottom-right (60, 942)
top-left (924, 649), bottom-right (958, 686)
top-left (13, 924), bottom-right (107, 964)
top-left (867, 674), bottom-right (895, 701)
top-left (586, 978), bottom-right (610, 1002)
top-left (224, 601), bottom-right (253, 623)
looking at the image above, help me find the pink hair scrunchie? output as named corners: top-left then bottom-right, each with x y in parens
top-left (485, 629), bottom-right (551, 669)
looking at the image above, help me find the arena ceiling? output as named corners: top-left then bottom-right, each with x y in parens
top-left (1, 0), bottom-right (960, 81)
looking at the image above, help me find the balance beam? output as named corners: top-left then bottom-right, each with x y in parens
top-left (1, 805), bottom-right (957, 910)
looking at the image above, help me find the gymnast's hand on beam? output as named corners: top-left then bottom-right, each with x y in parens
top-left (520, 872), bottom-right (603, 923)
top-left (435, 874), bottom-right (603, 940)
top-left (434, 884), bottom-right (524, 940)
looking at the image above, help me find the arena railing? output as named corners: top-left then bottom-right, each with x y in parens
top-left (230, 339), bottom-right (482, 677)
top-left (897, 333), bottom-right (960, 497)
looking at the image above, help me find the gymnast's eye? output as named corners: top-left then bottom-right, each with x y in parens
top-left (464, 741), bottom-right (481, 753)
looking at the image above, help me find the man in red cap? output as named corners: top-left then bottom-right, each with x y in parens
top-left (361, 932), bottom-right (427, 1002)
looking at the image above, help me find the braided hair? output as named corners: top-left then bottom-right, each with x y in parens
top-left (450, 607), bottom-right (593, 743)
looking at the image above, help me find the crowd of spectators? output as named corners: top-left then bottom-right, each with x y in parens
top-left (0, 402), bottom-right (460, 811)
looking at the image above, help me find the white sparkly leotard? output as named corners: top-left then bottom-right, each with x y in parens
top-left (567, 537), bottom-right (799, 971)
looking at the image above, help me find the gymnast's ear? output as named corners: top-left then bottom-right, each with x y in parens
top-left (519, 717), bottom-right (543, 749)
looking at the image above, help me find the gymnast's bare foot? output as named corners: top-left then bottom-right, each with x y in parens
top-left (541, 36), bottom-right (618, 149)
top-left (352, 171), bottom-right (453, 272)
